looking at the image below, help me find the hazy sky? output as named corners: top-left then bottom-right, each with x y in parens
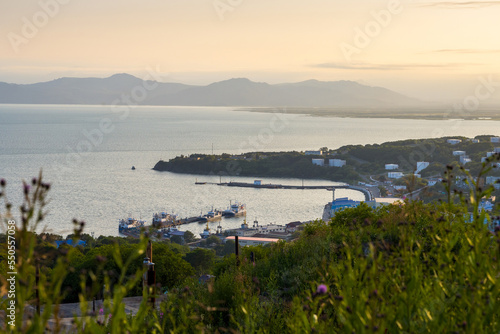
top-left (1, 0), bottom-right (500, 101)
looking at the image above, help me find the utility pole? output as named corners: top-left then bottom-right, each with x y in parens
top-left (36, 264), bottom-right (40, 316)
top-left (235, 236), bottom-right (240, 267)
top-left (143, 241), bottom-right (156, 308)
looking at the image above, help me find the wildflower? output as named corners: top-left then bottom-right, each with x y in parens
top-left (0, 179), bottom-right (5, 187)
top-left (316, 284), bottom-right (327, 295)
top-left (23, 184), bottom-right (30, 195)
top-left (31, 177), bottom-right (37, 185)
top-left (99, 308), bottom-right (104, 315)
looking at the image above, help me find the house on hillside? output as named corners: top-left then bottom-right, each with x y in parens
top-left (312, 159), bottom-right (325, 166)
top-left (306, 150), bottom-right (323, 156)
top-left (388, 172), bottom-right (404, 179)
top-left (329, 159), bottom-right (346, 167)
top-left (447, 139), bottom-right (462, 145)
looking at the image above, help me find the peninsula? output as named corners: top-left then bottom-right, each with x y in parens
top-left (154, 136), bottom-right (500, 200)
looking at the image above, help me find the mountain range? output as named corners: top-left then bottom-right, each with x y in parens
top-left (0, 73), bottom-right (423, 108)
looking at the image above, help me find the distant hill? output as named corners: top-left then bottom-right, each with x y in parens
top-left (0, 74), bottom-right (423, 108)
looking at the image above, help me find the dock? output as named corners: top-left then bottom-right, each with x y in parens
top-left (196, 181), bottom-right (373, 201)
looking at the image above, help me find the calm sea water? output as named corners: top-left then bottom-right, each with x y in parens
top-left (1, 104), bottom-right (499, 237)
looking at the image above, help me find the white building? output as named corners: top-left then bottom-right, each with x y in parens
top-left (486, 151), bottom-right (496, 157)
top-left (416, 161), bottom-right (429, 173)
top-left (471, 139), bottom-right (480, 143)
top-left (394, 185), bottom-right (407, 190)
top-left (385, 164), bottom-right (399, 170)
top-left (460, 155), bottom-right (472, 164)
top-left (388, 172), bottom-right (404, 179)
top-left (428, 180), bottom-right (439, 186)
top-left (365, 198), bottom-right (404, 209)
top-left (329, 159), bottom-right (346, 167)
top-left (453, 151), bottom-right (466, 156)
top-left (447, 139), bottom-right (462, 145)
top-left (486, 176), bottom-right (500, 189)
top-left (306, 150), bottom-right (323, 156)
top-left (494, 147), bottom-right (500, 153)
top-left (491, 137), bottom-right (500, 143)
top-left (312, 159), bottom-right (325, 166)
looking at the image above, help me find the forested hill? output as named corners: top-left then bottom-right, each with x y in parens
top-left (153, 136), bottom-right (500, 184)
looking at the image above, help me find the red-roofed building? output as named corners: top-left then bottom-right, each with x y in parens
top-left (225, 236), bottom-right (280, 246)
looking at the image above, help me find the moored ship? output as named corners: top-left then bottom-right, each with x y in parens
top-left (118, 217), bottom-right (146, 232)
top-left (222, 201), bottom-right (246, 218)
top-left (152, 211), bottom-right (177, 227)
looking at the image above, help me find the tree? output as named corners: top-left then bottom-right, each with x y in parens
top-left (183, 230), bottom-right (196, 243)
top-left (170, 235), bottom-right (184, 245)
top-left (215, 240), bottom-right (235, 256)
top-left (378, 185), bottom-right (388, 197)
top-left (206, 235), bottom-right (221, 246)
top-left (184, 248), bottom-right (216, 275)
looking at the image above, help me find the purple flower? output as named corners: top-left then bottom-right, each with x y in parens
top-left (23, 184), bottom-right (30, 195)
top-left (316, 284), bottom-right (328, 294)
top-left (99, 308), bottom-right (104, 315)
top-left (0, 179), bottom-right (5, 187)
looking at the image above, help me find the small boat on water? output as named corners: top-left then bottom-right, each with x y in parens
top-left (195, 178), bottom-right (207, 185)
top-left (222, 201), bottom-right (246, 218)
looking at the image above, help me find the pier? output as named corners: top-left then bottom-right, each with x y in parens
top-left (196, 181), bottom-right (373, 201)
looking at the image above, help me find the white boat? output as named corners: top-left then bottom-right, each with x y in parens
top-left (152, 211), bottom-right (177, 226)
top-left (222, 201), bottom-right (246, 218)
top-left (118, 217), bottom-right (146, 231)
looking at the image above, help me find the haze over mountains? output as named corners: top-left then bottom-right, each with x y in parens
top-left (0, 73), bottom-right (424, 108)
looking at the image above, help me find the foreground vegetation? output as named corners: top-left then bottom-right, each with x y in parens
top-left (1, 158), bottom-right (500, 332)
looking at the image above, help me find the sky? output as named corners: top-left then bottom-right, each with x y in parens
top-left (1, 0), bottom-right (500, 101)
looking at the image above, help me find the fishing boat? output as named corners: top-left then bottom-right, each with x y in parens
top-left (152, 211), bottom-right (177, 227)
top-left (222, 201), bottom-right (246, 218)
top-left (118, 217), bottom-right (146, 232)
top-left (198, 208), bottom-right (223, 223)
top-left (200, 223), bottom-right (213, 239)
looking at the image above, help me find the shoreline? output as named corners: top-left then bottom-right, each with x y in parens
top-left (236, 107), bottom-right (500, 121)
